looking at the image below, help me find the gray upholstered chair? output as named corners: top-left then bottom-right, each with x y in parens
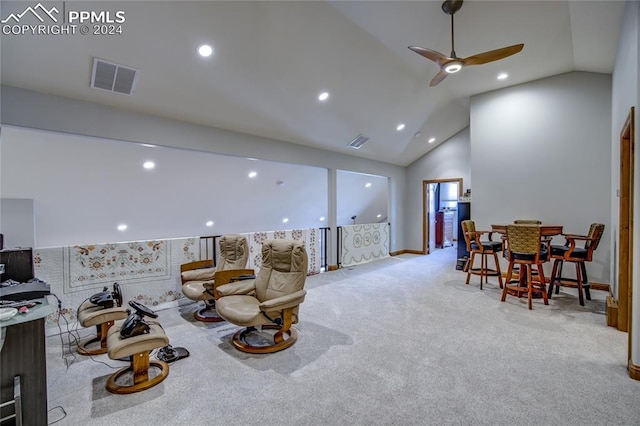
top-left (180, 234), bottom-right (253, 322)
top-left (215, 239), bottom-right (307, 353)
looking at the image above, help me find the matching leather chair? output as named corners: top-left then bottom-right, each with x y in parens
top-left (501, 224), bottom-right (549, 310)
top-left (105, 303), bottom-right (170, 394)
top-left (461, 220), bottom-right (503, 289)
top-left (77, 284), bottom-right (128, 355)
top-left (215, 240), bottom-right (308, 353)
top-left (180, 234), bottom-right (253, 322)
top-left (548, 223), bottom-right (605, 306)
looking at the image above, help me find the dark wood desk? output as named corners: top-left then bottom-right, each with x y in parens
top-left (1, 298), bottom-right (53, 425)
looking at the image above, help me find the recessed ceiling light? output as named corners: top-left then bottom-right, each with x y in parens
top-left (143, 161), bottom-right (155, 169)
top-left (206, 221), bottom-right (214, 227)
top-left (198, 44), bottom-right (213, 57)
top-left (414, 132), bottom-right (421, 139)
top-left (282, 218), bottom-right (289, 223)
top-left (318, 92), bottom-right (329, 101)
top-left (365, 182), bottom-right (372, 188)
top-left (319, 216), bottom-right (325, 221)
top-left (428, 137), bottom-right (436, 143)
top-left (377, 214), bottom-right (382, 218)
top-left (248, 171), bottom-right (257, 178)
top-left (497, 73), bottom-right (508, 80)
top-left (141, 143), bottom-right (157, 148)
top-left (117, 224), bottom-right (128, 231)
top-left (396, 123), bottom-right (406, 131)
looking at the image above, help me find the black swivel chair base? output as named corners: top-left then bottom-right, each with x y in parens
top-left (232, 324), bottom-right (298, 354)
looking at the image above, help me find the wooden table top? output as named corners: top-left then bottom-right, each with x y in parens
top-left (490, 224), bottom-right (563, 236)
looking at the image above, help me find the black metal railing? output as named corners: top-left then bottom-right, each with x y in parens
top-left (319, 227), bottom-right (329, 271)
top-left (199, 235), bottom-right (220, 264)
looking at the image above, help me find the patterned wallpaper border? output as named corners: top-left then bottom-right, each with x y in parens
top-left (35, 230), bottom-right (320, 327)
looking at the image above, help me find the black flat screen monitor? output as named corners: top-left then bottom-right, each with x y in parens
top-left (0, 248), bottom-right (35, 283)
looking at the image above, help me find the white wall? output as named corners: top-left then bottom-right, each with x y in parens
top-left (0, 198), bottom-right (35, 248)
top-left (405, 127), bottom-right (471, 251)
top-left (336, 170), bottom-right (388, 226)
top-left (611, 0), bottom-right (640, 367)
top-left (0, 126), bottom-right (329, 247)
top-left (470, 71), bottom-right (612, 283)
top-left (0, 86), bottom-right (407, 253)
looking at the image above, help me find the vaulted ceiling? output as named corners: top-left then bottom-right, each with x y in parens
top-left (0, 0), bottom-right (625, 166)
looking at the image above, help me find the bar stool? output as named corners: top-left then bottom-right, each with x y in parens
top-left (501, 224), bottom-right (549, 310)
top-left (461, 220), bottom-right (503, 289)
top-left (548, 223), bottom-right (605, 306)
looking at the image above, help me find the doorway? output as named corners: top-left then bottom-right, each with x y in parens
top-left (422, 178), bottom-right (463, 254)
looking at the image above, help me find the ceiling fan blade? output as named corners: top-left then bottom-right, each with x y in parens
top-left (462, 43), bottom-right (524, 66)
top-left (408, 46), bottom-right (451, 66)
top-left (429, 70), bottom-right (449, 87)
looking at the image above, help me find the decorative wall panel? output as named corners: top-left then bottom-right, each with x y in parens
top-left (340, 223), bottom-right (389, 267)
top-left (35, 238), bottom-right (198, 325)
top-left (34, 229), bottom-right (320, 329)
top-left (244, 228), bottom-right (321, 275)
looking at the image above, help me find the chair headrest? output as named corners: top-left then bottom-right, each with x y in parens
top-left (218, 234), bottom-right (248, 263)
top-left (261, 240), bottom-right (307, 273)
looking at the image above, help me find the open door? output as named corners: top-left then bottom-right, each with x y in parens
top-left (423, 178), bottom-right (463, 255)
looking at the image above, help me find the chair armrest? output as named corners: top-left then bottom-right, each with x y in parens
top-left (204, 269), bottom-right (255, 290)
top-left (259, 290), bottom-right (307, 311)
top-left (215, 280), bottom-right (256, 298)
top-left (562, 233), bottom-right (588, 239)
top-left (559, 234), bottom-right (591, 258)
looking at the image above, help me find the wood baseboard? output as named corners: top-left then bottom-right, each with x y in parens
top-left (606, 296), bottom-right (619, 328)
top-left (327, 265), bottom-right (338, 271)
top-left (390, 249), bottom-right (425, 256)
top-left (629, 359), bottom-right (640, 381)
top-left (589, 281), bottom-right (611, 293)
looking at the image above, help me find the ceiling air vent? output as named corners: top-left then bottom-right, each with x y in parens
top-left (90, 58), bottom-right (139, 95)
top-left (348, 134), bottom-right (370, 150)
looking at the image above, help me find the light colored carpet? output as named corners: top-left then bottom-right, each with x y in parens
top-left (46, 247), bottom-right (640, 425)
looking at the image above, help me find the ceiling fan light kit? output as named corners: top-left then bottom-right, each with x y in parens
top-left (409, 0), bottom-right (524, 86)
top-left (444, 61), bottom-right (463, 74)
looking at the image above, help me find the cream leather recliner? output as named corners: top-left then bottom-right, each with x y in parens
top-left (180, 234), bottom-right (253, 322)
top-left (215, 239), bottom-right (307, 353)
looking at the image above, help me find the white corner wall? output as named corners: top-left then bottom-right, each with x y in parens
top-left (611, 0), bottom-right (640, 368)
top-left (470, 71), bottom-right (612, 282)
top-left (405, 127), bottom-right (471, 252)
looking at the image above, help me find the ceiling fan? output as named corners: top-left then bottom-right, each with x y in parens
top-left (409, 0), bottom-right (524, 87)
